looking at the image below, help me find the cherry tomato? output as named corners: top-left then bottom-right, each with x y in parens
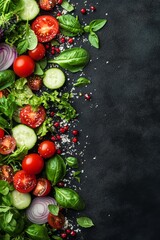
top-left (27, 75), bottom-right (42, 91)
top-left (31, 15), bottom-right (59, 43)
top-left (38, 140), bottom-right (56, 158)
top-left (22, 153), bottom-right (44, 175)
top-left (20, 105), bottom-right (46, 128)
top-left (0, 91), bottom-right (3, 98)
top-left (0, 128), bottom-right (5, 139)
top-left (13, 55), bottom-right (35, 77)
top-left (48, 212), bottom-right (65, 230)
top-left (28, 43), bottom-right (46, 61)
top-left (33, 178), bottom-right (51, 196)
top-left (0, 135), bottom-right (16, 155)
top-left (13, 170), bottom-right (37, 193)
top-left (0, 165), bottom-right (14, 183)
top-left (39, 0), bottom-right (56, 11)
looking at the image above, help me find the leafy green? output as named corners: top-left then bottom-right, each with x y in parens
top-left (26, 224), bottom-right (50, 240)
top-left (61, 0), bottom-right (74, 12)
top-left (49, 47), bottom-right (90, 73)
top-left (0, 181), bottom-right (11, 196)
top-left (77, 217), bottom-right (94, 228)
top-left (66, 156), bottom-right (78, 168)
top-left (34, 63), bottom-right (44, 76)
top-left (73, 77), bottom-right (91, 87)
top-left (54, 187), bottom-right (85, 210)
top-left (0, 70), bottom-right (16, 91)
top-left (88, 31), bottom-right (99, 48)
top-left (73, 170), bottom-right (81, 183)
top-left (48, 204), bottom-right (59, 216)
top-left (36, 118), bottom-right (53, 137)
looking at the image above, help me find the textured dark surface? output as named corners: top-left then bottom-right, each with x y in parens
top-left (74, 0), bottom-right (160, 240)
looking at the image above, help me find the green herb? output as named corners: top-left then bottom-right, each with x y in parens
top-left (77, 217), bottom-right (94, 228)
top-left (73, 170), bottom-right (81, 183)
top-left (54, 187), bottom-right (85, 210)
top-left (52, 236), bottom-right (62, 240)
top-left (88, 31), bottom-right (99, 48)
top-left (34, 62), bottom-right (44, 75)
top-left (0, 70), bottom-right (15, 90)
top-left (48, 204), bottom-right (59, 216)
top-left (0, 180), bottom-right (11, 196)
top-left (61, 0), bottom-right (74, 12)
top-left (49, 47), bottom-right (90, 73)
top-left (36, 118), bottom-right (53, 137)
top-left (66, 156), bottom-right (78, 168)
top-left (73, 77), bottom-right (91, 87)
top-left (26, 224), bottom-right (50, 240)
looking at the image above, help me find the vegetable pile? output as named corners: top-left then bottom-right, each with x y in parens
top-left (0, 0), bottom-right (107, 239)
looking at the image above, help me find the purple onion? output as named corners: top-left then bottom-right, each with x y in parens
top-left (0, 43), bottom-right (17, 70)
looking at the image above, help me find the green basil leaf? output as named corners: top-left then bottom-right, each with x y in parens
top-left (0, 180), bottom-right (10, 195)
top-left (58, 15), bottom-right (84, 36)
top-left (61, 0), bottom-right (74, 12)
top-left (60, 28), bottom-right (77, 37)
top-left (77, 217), bottom-right (94, 228)
top-left (88, 32), bottom-right (99, 48)
top-left (83, 25), bottom-right (90, 33)
top-left (54, 187), bottom-right (85, 210)
top-left (89, 19), bottom-right (107, 32)
top-left (0, 70), bottom-right (15, 90)
top-left (26, 224), bottom-right (50, 240)
top-left (48, 204), bottom-right (59, 216)
top-left (34, 63), bottom-right (44, 75)
top-left (45, 155), bottom-right (66, 185)
top-left (73, 77), bottom-right (91, 87)
top-left (66, 156), bottom-right (78, 168)
top-left (17, 39), bottom-right (29, 55)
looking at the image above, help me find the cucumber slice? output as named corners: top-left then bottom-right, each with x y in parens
top-left (43, 68), bottom-right (66, 89)
top-left (12, 124), bottom-right (37, 150)
top-left (19, 0), bottom-right (40, 21)
top-left (11, 190), bottom-right (31, 210)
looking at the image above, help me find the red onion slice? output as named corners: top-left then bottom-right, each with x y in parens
top-left (0, 43), bottom-right (17, 71)
top-left (26, 196), bottom-right (57, 224)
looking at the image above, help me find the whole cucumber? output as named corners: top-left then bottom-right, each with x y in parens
top-left (0, 70), bottom-right (15, 90)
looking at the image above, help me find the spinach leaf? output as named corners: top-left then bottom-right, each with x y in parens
top-left (45, 155), bottom-right (66, 185)
top-left (0, 180), bottom-right (10, 195)
top-left (49, 47), bottom-right (90, 73)
top-left (61, 0), bottom-right (74, 12)
top-left (58, 15), bottom-right (84, 36)
top-left (48, 204), bottom-right (59, 216)
top-left (26, 224), bottom-right (50, 240)
top-left (54, 187), bottom-right (85, 210)
top-left (73, 77), bottom-right (91, 87)
top-left (88, 31), bottom-right (99, 48)
top-left (77, 217), bottom-right (94, 228)
top-left (65, 156), bottom-right (78, 168)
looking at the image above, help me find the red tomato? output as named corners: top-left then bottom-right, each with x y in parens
top-left (13, 170), bottom-right (37, 193)
top-left (22, 153), bottom-right (44, 175)
top-left (0, 165), bottom-right (14, 183)
top-left (48, 212), bottom-right (65, 230)
top-left (33, 178), bottom-right (51, 196)
top-left (0, 135), bottom-right (16, 155)
top-left (38, 140), bottom-right (56, 158)
top-left (0, 91), bottom-right (3, 98)
top-left (39, 0), bottom-right (56, 11)
top-left (20, 105), bottom-right (46, 128)
top-left (27, 75), bottom-right (42, 91)
top-left (13, 55), bottom-right (35, 77)
top-left (0, 128), bottom-right (5, 138)
top-left (31, 15), bottom-right (59, 43)
top-left (28, 43), bottom-right (46, 61)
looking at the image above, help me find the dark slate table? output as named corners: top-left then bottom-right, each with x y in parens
top-left (72, 0), bottom-right (160, 240)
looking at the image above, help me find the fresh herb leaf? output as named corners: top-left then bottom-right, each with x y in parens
top-left (61, 0), bottom-right (74, 12)
top-left (36, 118), bottom-right (53, 137)
top-left (88, 31), bottom-right (99, 48)
top-left (73, 77), bottom-right (91, 87)
top-left (73, 170), bottom-right (81, 182)
top-left (48, 204), bottom-right (59, 216)
top-left (66, 156), bottom-right (78, 168)
top-left (26, 224), bottom-right (50, 240)
top-left (17, 39), bottom-right (29, 54)
top-left (58, 15), bottom-right (83, 36)
top-left (0, 116), bottom-right (10, 129)
top-left (89, 19), bottom-right (107, 32)
top-left (34, 62), bottom-right (44, 75)
top-left (0, 94), bottom-right (17, 119)
top-left (52, 236), bottom-right (62, 240)
top-left (77, 217), bottom-right (94, 228)
top-left (0, 180), bottom-right (10, 196)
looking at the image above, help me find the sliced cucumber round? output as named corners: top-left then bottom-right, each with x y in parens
top-left (11, 190), bottom-right (31, 210)
top-left (12, 124), bottom-right (37, 150)
top-left (43, 68), bottom-right (66, 89)
top-left (19, 0), bottom-right (40, 21)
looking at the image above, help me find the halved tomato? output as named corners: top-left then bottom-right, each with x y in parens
top-left (0, 135), bottom-right (16, 155)
top-left (33, 178), bottom-right (51, 196)
top-left (39, 0), bottom-right (56, 11)
top-left (20, 105), bottom-right (46, 128)
top-left (0, 165), bottom-right (14, 183)
top-left (13, 170), bottom-right (37, 193)
top-left (31, 15), bottom-right (59, 42)
top-left (48, 212), bottom-right (65, 230)
top-left (0, 128), bottom-right (5, 139)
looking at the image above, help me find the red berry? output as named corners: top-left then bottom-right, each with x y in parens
top-left (50, 111), bottom-right (55, 117)
top-left (56, 149), bottom-right (62, 154)
top-left (81, 8), bottom-right (87, 14)
top-left (57, 0), bottom-right (63, 5)
top-left (60, 37), bottom-right (65, 43)
top-left (56, 134), bottom-right (61, 140)
top-left (64, 125), bottom-right (69, 132)
top-left (55, 47), bottom-right (60, 53)
top-left (54, 122), bottom-right (60, 128)
top-left (61, 233), bottom-right (67, 239)
top-left (59, 127), bottom-right (66, 133)
top-left (68, 38), bottom-right (74, 44)
top-left (84, 93), bottom-right (91, 100)
top-left (90, 5), bottom-right (96, 11)
top-left (51, 136), bottom-right (56, 141)
top-left (57, 181), bottom-right (65, 187)
top-left (72, 130), bottom-right (79, 136)
top-left (72, 137), bottom-right (78, 143)
top-left (51, 49), bottom-right (55, 55)
top-left (66, 229), bottom-right (71, 234)
top-left (70, 230), bottom-right (76, 236)
top-left (57, 12), bottom-right (62, 17)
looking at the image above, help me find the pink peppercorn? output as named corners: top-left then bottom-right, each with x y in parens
top-left (81, 8), bottom-right (87, 14)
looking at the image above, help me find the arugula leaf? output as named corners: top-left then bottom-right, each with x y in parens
top-left (61, 0), bottom-right (74, 12)
top-left (73, 77), bottom-right (91, 87)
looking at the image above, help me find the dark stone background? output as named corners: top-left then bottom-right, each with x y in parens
top-left (72, 0), bottom-right (160, 240)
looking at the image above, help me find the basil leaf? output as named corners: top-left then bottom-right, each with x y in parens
top-left (0, 116), bottom-right (10, 129)
top-left (60, 28), bottom-right (77, 37)
top-left (34, 62), bottom-right (44, 75)
top-left (84, 25), bottom-right (90, 33)
top-left (77, 217), bottom-right (94, 228)
top-left (49, 47), bottom-right (90, 73)
top-left (45, 155), bottom-right (66, 185)
top-left (66, 156), bottom-right (78, 168)
top-left (48, 204), bottom-right (59, 216)
top-left (88, 32), bottom-right (99, 48)
top-left (73, 77), bottom-right (91, 87)
top-left (0, 180), bottom-right (10, 196)
top-left (58, 15), bottom-right (84, 36)
top-left (54, 187), bottom-right (85, 210)
top-left (26, 224), bottom-right (50, 240)
top-left (61, 0), bottom-right (74, 12)
top-left (89, 19), bottom-right (107, 32)
top-left (0, 70), bottom-right (15, 90)
top-left (17, 39), bottom-right (29, 55)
